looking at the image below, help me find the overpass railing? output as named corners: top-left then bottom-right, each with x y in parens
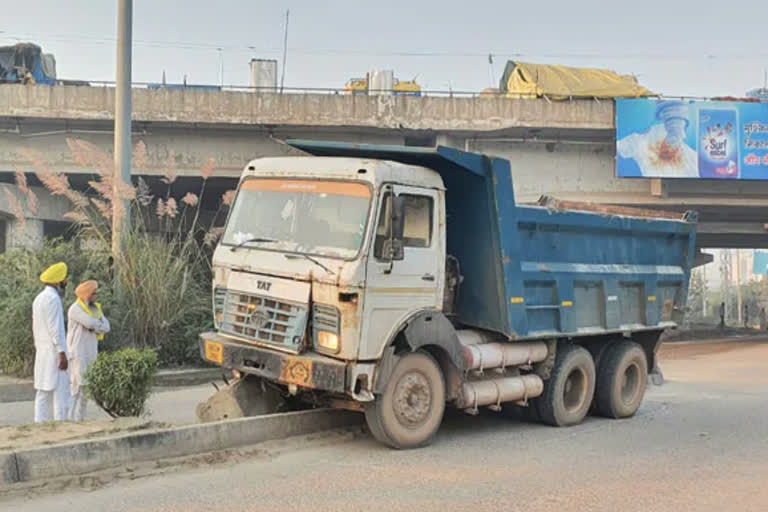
top-left (56, 80), bottom-right (497, 98)
top-left (48, 81), bottom-right (717, 102)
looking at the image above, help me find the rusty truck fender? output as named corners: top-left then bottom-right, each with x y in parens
top-left (373, 310), bottom-right (466, 400)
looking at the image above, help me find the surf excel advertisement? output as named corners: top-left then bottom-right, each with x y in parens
top-left (616, 98), bottom-right (768, 180)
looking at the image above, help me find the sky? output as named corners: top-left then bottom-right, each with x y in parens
top-left (1, 1), bottom-right (767, 97)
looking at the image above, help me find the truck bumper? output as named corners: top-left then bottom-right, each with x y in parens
top-left (199, 332), bottom-right (347, 394)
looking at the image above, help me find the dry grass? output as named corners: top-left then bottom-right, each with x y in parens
top-left (133, 140), bottom-right (148, 171)
top-left (201, 157), bottom-right (215, 179)
top-left (67, 138), bottom-right (113, 176)
top-left (9, 138), bottom-right (231, 366)
top-left (165, 197), bottom-right (178, 219)
top-left (90, 198), bottom-right (112, 221)
top-left (3, 188), bottom-right (26, 227)
top-left (161, 151), bottom-right (177, 185)
top-left (14, 169), bottom-right (38, 215)
top-left (156, 198), bottom-right (166, 219)
top-left (63, 210), bottom-right (90, 225)
top-left (182, 192), bottom-right (199, 207)
top-left (203, 227), bottom-right (224, 247)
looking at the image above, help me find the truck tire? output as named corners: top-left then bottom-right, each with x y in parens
top-left (536, 344), bottom-right (595, 427)
top-left (586, 342), bottom-right (611, 416)
top-left (594, 341), bottom-right (648, 418)
top-left (364, 351), bottom-right (445, 449)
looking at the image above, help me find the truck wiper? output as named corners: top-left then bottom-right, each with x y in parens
top-left (231, 237), bottom-right (278, 252)
top-left (284, 253), bottom-right (333, 274)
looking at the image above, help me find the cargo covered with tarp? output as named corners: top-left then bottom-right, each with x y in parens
top-left (0, 43), bottom-right (56, 85)
top-left (499, 61), bottom-right (652, 100)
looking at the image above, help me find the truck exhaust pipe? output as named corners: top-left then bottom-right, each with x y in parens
top-left (459, 374), bottom-right (544, 414)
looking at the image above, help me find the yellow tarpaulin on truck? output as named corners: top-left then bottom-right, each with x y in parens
top-left (500, 61), bottom-right (652, 100)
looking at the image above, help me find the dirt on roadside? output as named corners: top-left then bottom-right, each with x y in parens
top-left (658, 336), bottom-right (768, 361)
top-left (0, 418), bottom-right (168, 452)
top-left (660, 324), bottom-right (763, 343)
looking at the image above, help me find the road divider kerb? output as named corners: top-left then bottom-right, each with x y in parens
top-left (0, 368), bottom-right (225, 404)
top-left (1, 409), bottom-right (362, 486)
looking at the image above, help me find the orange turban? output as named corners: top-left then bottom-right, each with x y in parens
top-left (75, 280), bottom-right (99, 301)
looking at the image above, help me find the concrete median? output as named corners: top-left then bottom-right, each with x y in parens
top-left (1, 452), bottom-right (18, 485)
top-left (1, 409), bottom-right (362, 485)
top-left (0, 368), bottom-right (224, 404)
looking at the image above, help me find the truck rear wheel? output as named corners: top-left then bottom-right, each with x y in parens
top-left (594, 341), bottom-right (648, 418)
top-left (536, 344), bottom-right (595, 427)
top-left (364, 351), bottom-right (445, 449)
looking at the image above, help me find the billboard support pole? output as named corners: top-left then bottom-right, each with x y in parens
top-left (736, 249), bottom-right (743, 325)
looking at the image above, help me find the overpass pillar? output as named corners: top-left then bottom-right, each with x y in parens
top-left (6, 219), bottom-right (44, 250)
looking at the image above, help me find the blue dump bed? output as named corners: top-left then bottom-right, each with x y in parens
top-left (288, 141), bottom-right (698, 341)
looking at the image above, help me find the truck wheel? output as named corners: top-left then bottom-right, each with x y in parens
top-left (594, 341), bottom-right (648, 418)
top-left (364, 351), bottom-right (445, 449)
top-left (536, 344), bottom-right (595, 427)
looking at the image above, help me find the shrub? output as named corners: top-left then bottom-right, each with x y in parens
top-left (84, 348), bottom-right (158, 418)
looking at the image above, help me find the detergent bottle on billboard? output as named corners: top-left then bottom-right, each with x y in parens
top-left (698, 107), bottom-right (740, 179)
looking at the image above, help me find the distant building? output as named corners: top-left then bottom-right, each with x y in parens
top-left (746, 87), bottom-right (768, 102)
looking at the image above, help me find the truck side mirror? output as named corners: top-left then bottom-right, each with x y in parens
top-left (391, 195), bottom-right (406, 242)
top-left (382, 239), bottom-right (404, 261)
top-left (381, 193), bottom-right (405, 273)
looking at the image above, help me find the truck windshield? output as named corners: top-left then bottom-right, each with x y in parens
top-left (222, 178), bottom-right (372, 259)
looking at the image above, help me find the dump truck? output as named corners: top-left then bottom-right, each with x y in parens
top-left (199, 141), bottom-right (697, 449)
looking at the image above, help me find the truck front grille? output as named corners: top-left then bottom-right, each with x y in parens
top-left (220, 290), bottom-right (308, 350)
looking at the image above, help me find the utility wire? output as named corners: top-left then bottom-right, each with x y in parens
top-left (2, 30), bottom-right (767, 61)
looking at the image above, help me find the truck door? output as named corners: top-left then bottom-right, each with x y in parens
top-left (359, 185), bottom-right (443, 360)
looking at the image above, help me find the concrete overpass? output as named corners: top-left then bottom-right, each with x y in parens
top-left (1, 83), bottom-right (766, 250)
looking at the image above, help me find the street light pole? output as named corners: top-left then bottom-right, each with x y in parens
top-left (113, 0), bottom-right (133, 258)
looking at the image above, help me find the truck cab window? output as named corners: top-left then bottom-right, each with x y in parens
top-left (373, 192), bottom-right (392, 259)
top-left (374, 192), bottom-right (433, 259)
top-left (401, 195), bottom-right (433, 248)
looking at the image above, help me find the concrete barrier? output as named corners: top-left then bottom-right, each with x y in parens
top-left (1, 409), bottom-right (362, 485)
top-left (0, 382), bottom-right (34, 403)
top-left (0, 452), bottom-right (18, 485)
top-left (0, 368), bottom-right (225, 404)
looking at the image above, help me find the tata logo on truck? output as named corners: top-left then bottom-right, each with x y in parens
top-left (257, 280), bottom-right (272, 292)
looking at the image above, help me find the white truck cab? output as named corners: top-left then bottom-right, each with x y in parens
top-left (203, 154), bottom-right (448, 408)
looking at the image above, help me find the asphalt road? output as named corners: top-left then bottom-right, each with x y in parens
top-left (4, 339), bottom-right (768, 511)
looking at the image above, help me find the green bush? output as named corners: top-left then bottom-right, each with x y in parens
top-left (84, 348), bottom-right (158, 418)
top-left (0, 239), bottom-right (110, 377)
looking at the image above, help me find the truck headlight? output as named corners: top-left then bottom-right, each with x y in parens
top-left (213, 286), bottom-right (226, 328)
top-left (313, 304), bottom-right (340, 354)
top-left (316, 331), bottom-right (340, 352)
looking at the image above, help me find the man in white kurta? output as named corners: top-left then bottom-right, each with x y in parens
top-left (67, 280), bottom-right (110, 421)
top-left (32, 262), bottom-right (70, 423)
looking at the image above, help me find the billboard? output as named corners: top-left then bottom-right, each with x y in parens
top-left (616, 98), bottom-right (768, 180)
top-left (753, 251), bottom-right (768, 276)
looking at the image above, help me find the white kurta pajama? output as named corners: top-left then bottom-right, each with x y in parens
top-left (32, 285), bottom-right (70, 422)
top-left (67, 301), bottom-right (110, 421)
